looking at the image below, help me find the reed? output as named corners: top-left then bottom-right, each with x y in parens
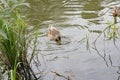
top-left (94, 6), bottom-right (120, 45)
top-left (93, 6), bottom-right (120, 67)
top-left (0, 0), bottom-right (38, 80)
top-left (107, 7), bottom-right (120, 40)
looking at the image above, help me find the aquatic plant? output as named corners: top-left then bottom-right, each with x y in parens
top-left (94, 6), bottom-right (120, 44)
top-left (0, 0), bottom-right (38, 80)
top-left (92, 6), bottom-right (120, 67)
top-left (107, 7), bottom-right (120, 40)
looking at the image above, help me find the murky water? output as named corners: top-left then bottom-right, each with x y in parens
top-left (25, 0), bottom-right (120, 80)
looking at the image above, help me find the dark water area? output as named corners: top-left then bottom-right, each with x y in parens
top-left (25, 0), bottom-right (120, 80)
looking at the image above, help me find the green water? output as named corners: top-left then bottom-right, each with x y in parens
top-left (25, 0), bottom-right (120, 80)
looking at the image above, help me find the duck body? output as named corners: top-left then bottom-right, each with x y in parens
top-left (48, 24), bottom-right (61, 44)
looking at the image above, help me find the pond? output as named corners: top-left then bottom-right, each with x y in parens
top-left (25, 0), bottom-right (120, 80)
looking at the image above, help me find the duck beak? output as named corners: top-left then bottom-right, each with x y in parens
top-left (56, 40), bottom-right (61, 45)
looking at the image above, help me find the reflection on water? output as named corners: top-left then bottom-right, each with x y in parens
top-left (25, 0), bottom-right (120, 80)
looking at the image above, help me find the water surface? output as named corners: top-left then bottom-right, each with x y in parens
top-left (25, 0), bottom-right (120, 80)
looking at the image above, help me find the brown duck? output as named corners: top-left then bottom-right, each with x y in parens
top-left (48, 24), bottom-right (61, 44)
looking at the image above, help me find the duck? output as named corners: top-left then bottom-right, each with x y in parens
top-left (48, 24), bottom-right (61, 44)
